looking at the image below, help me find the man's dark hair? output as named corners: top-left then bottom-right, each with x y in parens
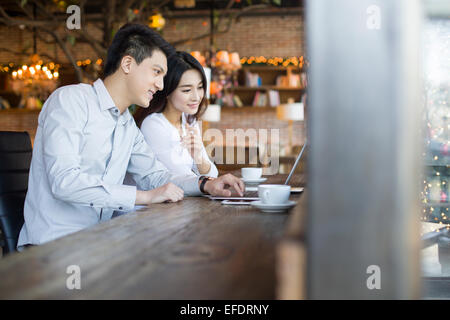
top-left (103, 23), bottom-right (175, 77)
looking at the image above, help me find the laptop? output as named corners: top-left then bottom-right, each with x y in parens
top-left (205, 140), bottom-right (307, 201)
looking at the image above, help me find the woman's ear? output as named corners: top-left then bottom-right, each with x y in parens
top-left (120, 55), bottom-right (134, 74)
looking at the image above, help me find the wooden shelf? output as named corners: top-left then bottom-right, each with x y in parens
top-left (226, 86), bottom-right (305, 91)
top-left (241, 65), bottom-right (305, 72)
top-left (221, 106), bottom-right (276, 111)
top-left (219, 65), bottom-right (307, 108)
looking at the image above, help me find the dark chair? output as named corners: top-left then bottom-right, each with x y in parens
top-left (0, 131), bottom-right (32, 255)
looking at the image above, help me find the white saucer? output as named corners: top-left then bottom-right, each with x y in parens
top-left (242, 177), bottom-right (267, 185)
top-left (251, 200), bottom-right (297, 213)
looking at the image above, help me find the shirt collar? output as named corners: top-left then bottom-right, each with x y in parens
top-left (93, 78), bottom-right (132, 124)
top-left (93, 79), bottom-right (115, 111)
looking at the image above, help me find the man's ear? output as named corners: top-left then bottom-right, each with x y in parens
top-left (120, 55), bottom-right (134, 74)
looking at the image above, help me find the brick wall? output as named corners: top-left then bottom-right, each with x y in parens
top-left (163, 14), bottom-right (304, 57)
top-left (0, 109), bottom-right (40, 145)
top-left (0, 24), bottom-right (104, 65)
top-left (209, 108), bottom-right (306, 149)
top-left (0, 13), bottom-right (304, 64)
top-left (0, 12), bottom-right (306, 150)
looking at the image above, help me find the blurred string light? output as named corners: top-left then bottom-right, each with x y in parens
top-left (11, 61), bottom-right (59, 81)
top-left (148, 13), bottom-right (165, 30)
top-left (421, 19), bottom-right (449, 224)
top-left (76, 58), bottom-right (103, 67)
top-left (1, 58), bottom-right (60, 80)
top-left (240, 56), bottom-right (307, 68)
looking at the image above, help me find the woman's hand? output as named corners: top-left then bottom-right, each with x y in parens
top-left (182, 126), bottom-right (206, 165)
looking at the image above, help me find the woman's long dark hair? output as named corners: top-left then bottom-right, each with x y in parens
top-left (134, 51), bottom-right (208, 128)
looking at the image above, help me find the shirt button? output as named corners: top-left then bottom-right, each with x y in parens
top-left (119, 207), bottom-right (123, 210)
top-left (90, 203), bottom-right (94, 207)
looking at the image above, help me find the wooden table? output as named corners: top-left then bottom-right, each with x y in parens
top-left (0, 174), bottom-right (306, 299)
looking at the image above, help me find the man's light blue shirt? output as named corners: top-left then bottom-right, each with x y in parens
top-left (18, 79), bottom-right (201, 248)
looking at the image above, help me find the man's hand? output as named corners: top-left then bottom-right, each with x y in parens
top-left (136, 183), bottom-right (184, 205)
top-left (203, 174), bottom-right (245, 197)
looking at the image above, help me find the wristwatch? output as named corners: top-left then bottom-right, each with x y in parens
top-left (199, 176), bottom-right (214, 194)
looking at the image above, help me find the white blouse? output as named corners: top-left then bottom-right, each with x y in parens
top-left (140, 112), bottom-right (218, 178)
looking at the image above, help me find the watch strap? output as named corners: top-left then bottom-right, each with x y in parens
top-left (199, 176), bottom-right (211, 194)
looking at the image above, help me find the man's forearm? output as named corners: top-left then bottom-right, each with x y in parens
top-left (169, 175), bottom-right (203, 196)
top-left (135, 190), bottom-right (150, 205)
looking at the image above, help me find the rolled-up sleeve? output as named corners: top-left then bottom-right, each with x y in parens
top-left (42, 87), bottom-right (137, 211)
top-left (127, 127), bottom-right (202, 196)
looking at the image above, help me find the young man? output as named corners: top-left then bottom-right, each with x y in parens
top-left (18, 24), bottom-right (244, 249)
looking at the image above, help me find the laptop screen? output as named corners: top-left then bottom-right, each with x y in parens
top-left (284, 139), bottom-right (307, 185)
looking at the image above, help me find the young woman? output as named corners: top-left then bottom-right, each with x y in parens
top-left (134, 51), bottom-right (218, 178)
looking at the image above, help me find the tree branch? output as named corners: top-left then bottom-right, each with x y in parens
top-left (117, 0), bottom-right (137, 22)
top-left (0, 47), bottom-right (56, 62)
top-left (28, 0), bottom-right (56, 21)
top-left (0, 5), bottom-right (59, 28)
top-left (133, 0), bottom-right (150, 23)
top-left (36, 32), bottom-right (55, 45)
top-left (15, 0), bottom-right (34, 20)
top-left (33, 0), bottom-right (105, 60)
top-left (157, 0), bottom-right (173, 9)
top-left (171, 4), bottom-right (271, 47)
top-left (42, 28), bottom-right (84, 82)
top-left (74, 29), bottom-right (107, 59)
top-left (103, 0), bottom-right (117, 46)
top-left (1, 1), bottom-right (276, 83)
top-left (0, 3), bottom-right (84, 82)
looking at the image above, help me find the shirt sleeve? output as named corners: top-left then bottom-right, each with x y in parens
top-left (192, 121), bottom-right (219, 178)
top-left (140, 115), bottom-right (193, 176)
top-left (127, 123), bottom-right (203, 196)
top-left (42, 86), bottom-right (136, 211)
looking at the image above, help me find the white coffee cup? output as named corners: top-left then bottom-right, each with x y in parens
top-left (241, 167), bottom-right (262, 180)
top-left (258, 185), bottom-right (291, 204)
